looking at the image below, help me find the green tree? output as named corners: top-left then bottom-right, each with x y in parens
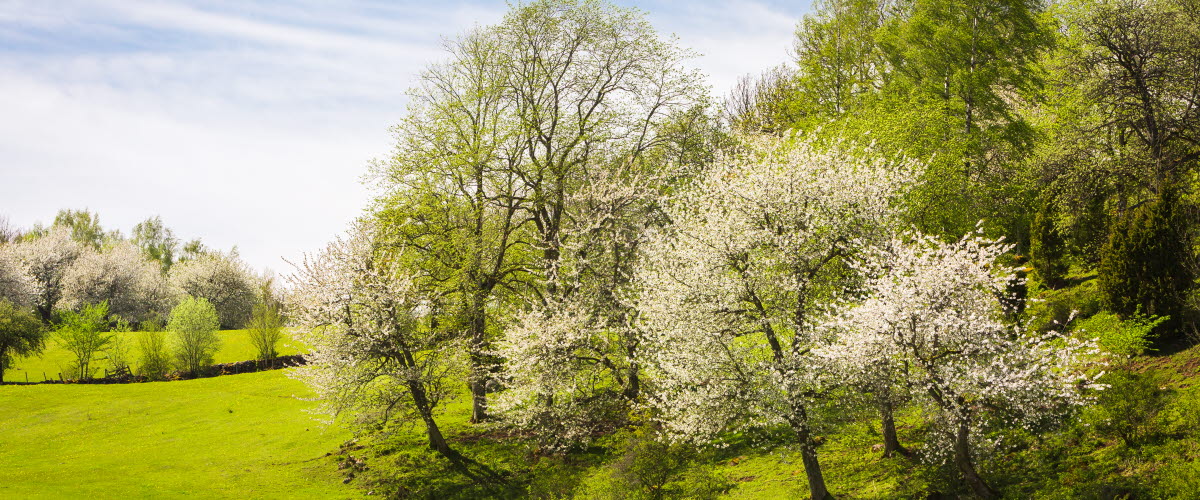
top-left (1030, 198), bottom-right (1068, 287)
top-left (373, 0), bottom-right (705, 423)
top-left (52, 209), bottom-right (107, 249)
top-left (131, 216), bottom-right (179, 274)
top-left (0, 300), bottom-right (45, 383)
top-left (56, 301), bottom-right (112, 380)
top-left (168, 297), bottom-right (221, 376)
top-left (1099, 190), bottom-right (1192, 346)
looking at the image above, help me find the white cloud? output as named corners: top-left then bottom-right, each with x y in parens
top-left (0, 0), bottom-right (809, 275)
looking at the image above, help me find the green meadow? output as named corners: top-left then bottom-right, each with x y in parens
top-left (0, 369), bottom-right (358, 499)
top-left (2, 329), bottom-right (303, 383)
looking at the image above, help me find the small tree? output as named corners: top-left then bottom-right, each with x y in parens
top-left (247, 279), bottom-right (284, 362)
top-left (0, 300), bottom-right (45, 383)
top-left (168, 297), bottom-right (221, 376)
top-left (1029, 200), bottom-right (1067, 288)
top-left (825, 231), bottom-right (1103, 499)
top-left (56, 301), bottom-right (112, 380)
top-left (288, 221), bottom-right (464, 460)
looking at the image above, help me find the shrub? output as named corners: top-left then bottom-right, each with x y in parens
top-left (1030, 201), bottom-right (1068, 288)
top-left (104, 317), bottom-right (134, 376)
top-left (0, 299), bottom-right (45, 382)
top-left (247, 281), bottom-right (284, 362)
top-left (168, 297), bottom-right (221, 376)
top-left (1091, 370), bottom-right (1171, 446)
top-left (56, 302), bottom-right (112, 380)
top-left (576, 427), bottom-right (730, 500)
top-left (137, 329), bottom-right (171, 380)
top-left (1075, 311), bottom-right (1166, 358)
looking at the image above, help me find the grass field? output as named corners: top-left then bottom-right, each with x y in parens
top-left (0, 369), bottom-right (359, 499)
top-left (2, 329), bottom-right (303, 383)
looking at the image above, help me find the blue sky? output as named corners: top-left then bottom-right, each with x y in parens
top-left (0, 0), bottom-right (812, 274)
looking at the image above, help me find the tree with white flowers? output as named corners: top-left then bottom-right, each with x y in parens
top-left (288, 221), bottom-right (464, 459)
top-left (492, 171), bottom-right (663, 448)
top-left (636, 134), bottom-right (921, 500)
top-left (821, 230), bottom-right (1104, 499)
top-left (2, 227), bottom-right (84, 322)
top-left (0, 250), bottom-right (37, 308)
top-left (60, 241), bottom-right (176, 324)
top-left (169, 251), bottom-right (258, 329)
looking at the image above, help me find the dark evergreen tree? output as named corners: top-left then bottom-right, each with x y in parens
top-left (1099, 190), bottom-right (1192, 346)
top-left (1030, 200), bottom-right (1068, 288)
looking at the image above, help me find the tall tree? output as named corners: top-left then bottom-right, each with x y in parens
top-left (52, 209), bottom-right (107, 249)
top-left (372, 0), bottom-right (705, 423)
top-left (132, 216), bottom-right (179, 274)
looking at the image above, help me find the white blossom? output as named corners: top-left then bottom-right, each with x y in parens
top-left (635, 133), bottom-right (920, 498)
top-left (60, 241), bottom-right (176, 322)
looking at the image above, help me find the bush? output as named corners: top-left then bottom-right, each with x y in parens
top-left (247, 282), bottom-right (284, 362)
top-left (576, 427), bottom-right (730, 500)
top-left (168, 297), bottom-right (221, 376)
top-left (1030, 201), bottom-right (1068, 288)
top-left (137, 329), bottom-right (171, 380)
top-left (104, 317), bottom-right (134, 376)
top-left (1075, 311), bottom-right (1166, 358)
top-left (1091, 370), bottom-right (1172, 446)
top-left (1025, 278), bottom-right (1104, 333)
top-left (0, 299), bottom-right (45, 382)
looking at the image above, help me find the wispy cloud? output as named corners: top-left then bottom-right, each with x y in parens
top-left (0, 0), bottom-right (809, 274)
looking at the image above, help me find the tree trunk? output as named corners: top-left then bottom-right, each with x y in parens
top-left (622, 361), bottom-right (640, 400)
top-left (408, 380), bottom-right (455, 458)
top-left (790, 409), bottom-right (834, 500)
top-left (953, 420), bottom-right (995, 499)
top-left (467, 296), bottom-right (490, 423)
top-left (879, 396), bottom-right (907, 457)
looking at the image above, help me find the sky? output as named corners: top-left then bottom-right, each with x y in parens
top-left (0, 0), bottom-right (812, 275)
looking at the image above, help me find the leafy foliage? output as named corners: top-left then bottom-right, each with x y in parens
top-left (0, 300), bottom-right (44, 382)
top-left (168, 296), bottom-right (221, 376)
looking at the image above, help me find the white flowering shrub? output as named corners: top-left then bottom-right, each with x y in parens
top-left (287, 222), bottom-right (464, 457)
top-left (821, 230), bottom-right (1105, 498)
top-left (60, 241), bottom-right (176, 323)
top-left (169, 252), bottom-right (258, 329)
top-left (636, 133), bottom-right (920, 499)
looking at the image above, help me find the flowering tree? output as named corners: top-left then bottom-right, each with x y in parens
top-left (636, 134), bottom-right (920, 499)
top-left (0, 250), bottom-right (36, 308)
top-left (493, 171), bottom-right (661, 447)
top-left (2, 227), bottom-right (84, 322)
top-left (60, 241), bottom-right (176, 324)
top-left (169, 251), bottom-right (258, 329)
top-left (288, 222), bottom-right (463, 459)
top-left (822, 231), bottom-right (1104, 499)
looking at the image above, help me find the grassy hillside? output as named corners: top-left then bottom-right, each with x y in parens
top-left (337, 347), bottom-right (1200, 499)
top-left (2, 329), bottom-right (303, 383)
top-left (0, 369), bottom-right (358, 499)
